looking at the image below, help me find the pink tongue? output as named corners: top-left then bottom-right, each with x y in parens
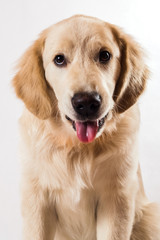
top-left (75, 121), bottom-right (98, 143)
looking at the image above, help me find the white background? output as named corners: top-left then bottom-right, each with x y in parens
top-left (0, 0), bottom-right (160, 239)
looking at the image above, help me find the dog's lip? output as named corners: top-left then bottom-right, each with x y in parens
top-left (65, 114), bottom-right (107, 132)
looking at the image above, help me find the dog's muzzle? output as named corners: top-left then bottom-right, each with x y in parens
top-left (65, 92), bottom-right (107, 143)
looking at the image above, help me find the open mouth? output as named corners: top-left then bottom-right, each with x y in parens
top-left (65, 115), bottom-right (107, 143)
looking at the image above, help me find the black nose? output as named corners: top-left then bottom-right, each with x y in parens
top-left (71, 92), bottom-right (102, 119)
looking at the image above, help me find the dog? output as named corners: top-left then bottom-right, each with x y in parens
top-left (13, 15), bottom-right (160, 240)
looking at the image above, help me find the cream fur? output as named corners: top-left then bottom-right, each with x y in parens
top-left (13, 15), bottom-right (160, 240)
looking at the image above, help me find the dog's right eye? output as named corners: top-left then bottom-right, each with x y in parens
top-left (54, 54), bottom-right (66, 67)
top-left (99, 50), bottom-right (111, 64)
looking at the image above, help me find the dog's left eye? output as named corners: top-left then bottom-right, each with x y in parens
top-left (99, 50), bottom-right (111, 63)
top-left (54, 54), bottom-right (66, 66)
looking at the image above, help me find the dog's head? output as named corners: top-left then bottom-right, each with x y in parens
top-left (13, 15), bottom-right (149, 143)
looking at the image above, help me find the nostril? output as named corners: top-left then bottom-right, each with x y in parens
top-left (77, 104), bottom-right (84, 110)
top-left (90, 103), bottom-right (95, 111)
top-left (90, 102), bottom-right (100, 111)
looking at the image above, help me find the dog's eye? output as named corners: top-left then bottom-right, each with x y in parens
top-left (54, 54), bottom-right (66, 66)
top-left (99, 50), bottom-right (111, 63)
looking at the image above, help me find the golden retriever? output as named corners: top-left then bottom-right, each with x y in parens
top-left (13, 15), bottom-right (160, 240)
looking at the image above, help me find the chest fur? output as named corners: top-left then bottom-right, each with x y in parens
top-left (54, 188), bottom-right (97, 240)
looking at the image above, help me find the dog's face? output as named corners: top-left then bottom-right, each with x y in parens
top-left (13, 15), bottom-right (149, 143)
top-left (43, 17), bottom-right (121, 143)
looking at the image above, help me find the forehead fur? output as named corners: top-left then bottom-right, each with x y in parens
top-left (43, 15), bottom-right (120, 66)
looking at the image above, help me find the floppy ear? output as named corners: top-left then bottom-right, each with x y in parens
top-left (12, 31), bottom-right (54, 119)
top-left (112, 26), bottom-right (150, 113)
